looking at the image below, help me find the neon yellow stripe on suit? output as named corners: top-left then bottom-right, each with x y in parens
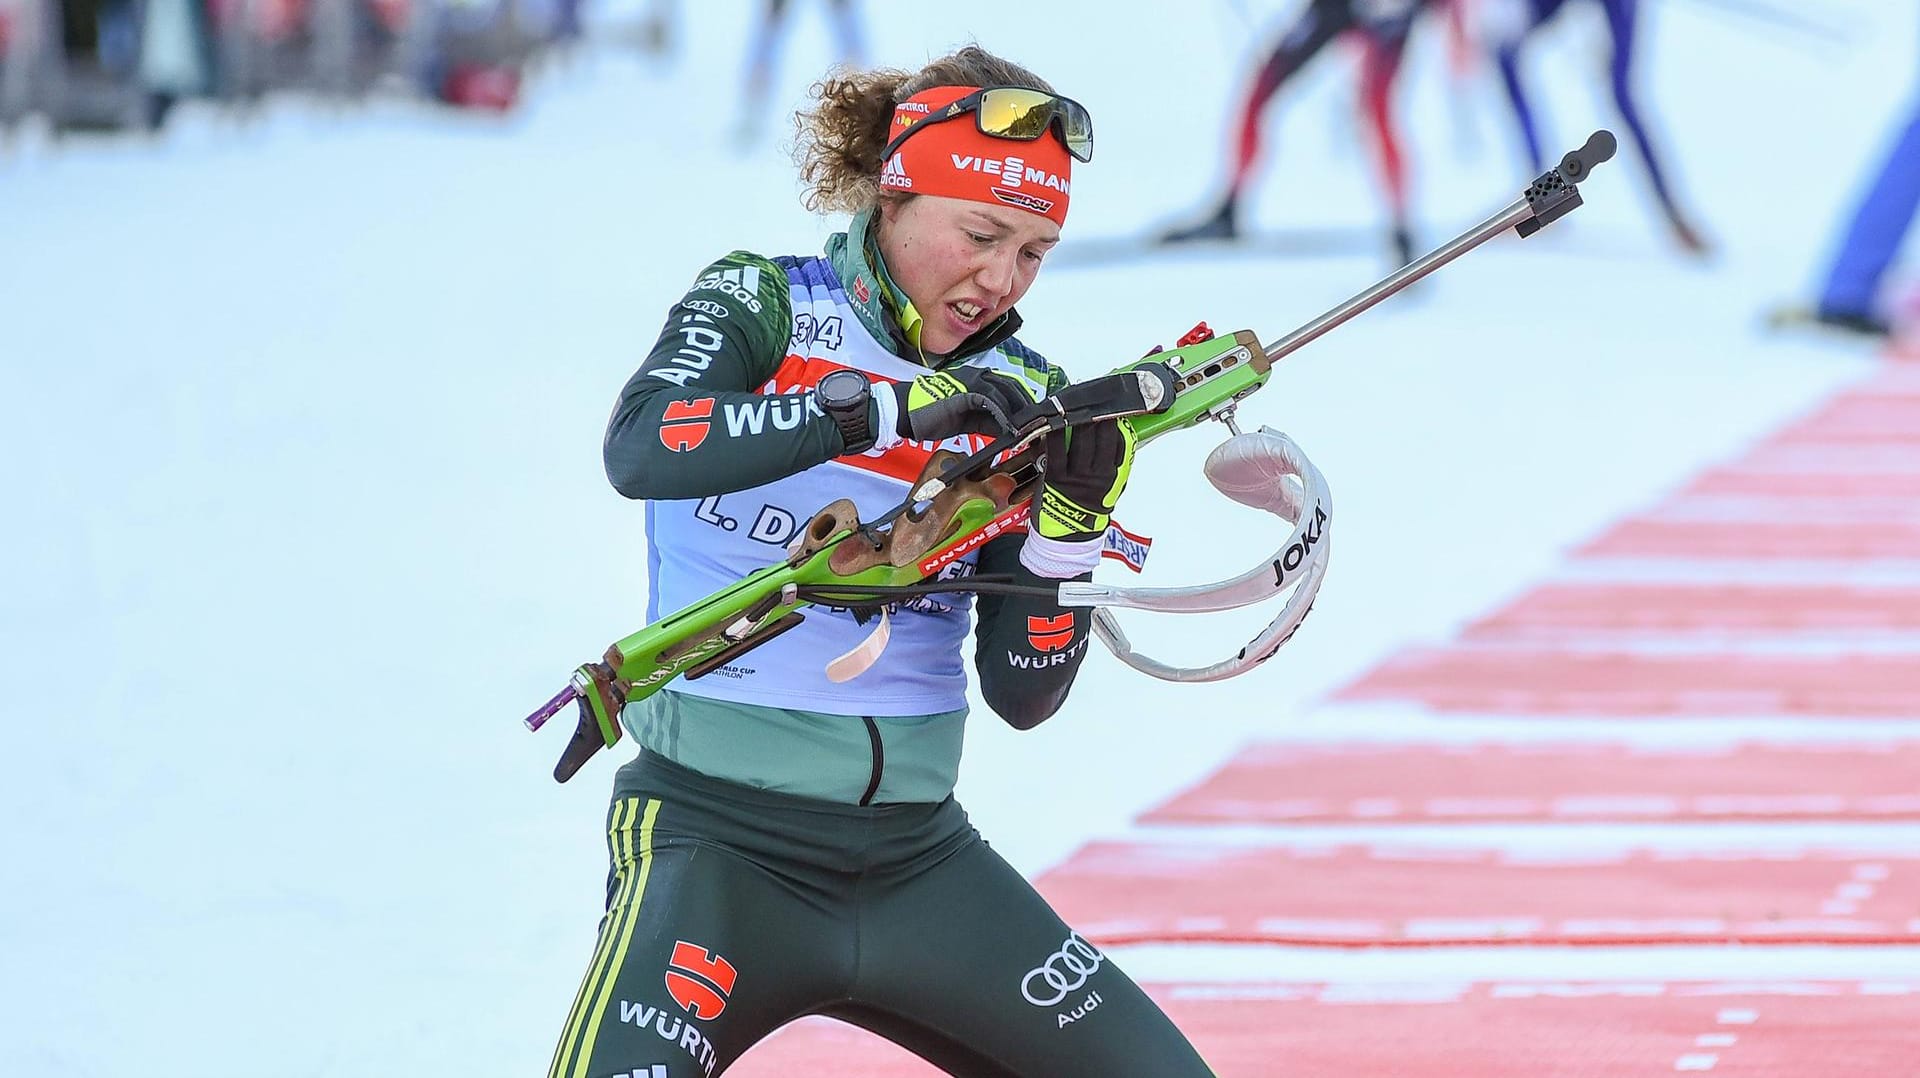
top-left (569, 797), bottom-right (661, 1078)
top-left (548, 797), bottom-right (652, 1078)
top-left (547, 798), bottom-right (635, 1078)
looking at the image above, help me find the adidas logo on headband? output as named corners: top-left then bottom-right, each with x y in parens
top-left (881, 154), bottom-right (912, 190)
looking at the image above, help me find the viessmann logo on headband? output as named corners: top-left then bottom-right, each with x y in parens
top-left (950, 153), bottom-right (1069, 194)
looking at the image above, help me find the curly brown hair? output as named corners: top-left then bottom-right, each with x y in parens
top-left (793, 45), bottom-right (1059, 216)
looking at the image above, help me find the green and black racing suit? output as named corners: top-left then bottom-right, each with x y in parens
top-left (547, 208), bottom-right (1215, 1078)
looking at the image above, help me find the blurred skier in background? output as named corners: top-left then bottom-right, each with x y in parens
top-left (627, 0), bottom-right (674, 58)
top-left (19, 0), bottom-right (218, 130)
top-left (1480, 0), bottom-right (1710, 254)
top-left (1162, 0), bottom-right (1455, 268)
top-left (545, 43), bottom-right (1217, 1078)
top-left (0, 0), bottom-right (579, 128)
top-left (1, 0), bottom-right (40, 130)
top-left (736, 0), bottom-right (864, 143)
top-left (1778, 57), bottom-right (1920, 341)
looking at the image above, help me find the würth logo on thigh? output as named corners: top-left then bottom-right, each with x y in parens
top-left (659, 398), bottom-right (715, 452)
top-left (1027, 613), bottom-right (1075, 652)
top-left (664, 940), bottom-right (737, 1021)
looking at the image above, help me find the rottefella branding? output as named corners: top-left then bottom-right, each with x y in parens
top-left (659, 398), bottom-right (715, 452)
top-left (664, 940), bottom-right (737, 1021)
top-left (1026, 613), bottom-right (1075, 652)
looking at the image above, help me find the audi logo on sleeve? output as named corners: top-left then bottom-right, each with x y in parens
top-left (1019, 932), bottom-right (1104, 1007)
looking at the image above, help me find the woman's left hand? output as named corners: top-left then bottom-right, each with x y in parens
top-left (1034, 418), bottom-right (1137, 544)
top-left (890, 367), bottom-right (1047, 443)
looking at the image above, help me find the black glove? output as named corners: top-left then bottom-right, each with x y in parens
top-left (1036, 418), bottom-right (1137, 544)
top-left (889, 366), bottom-right (1046, 443)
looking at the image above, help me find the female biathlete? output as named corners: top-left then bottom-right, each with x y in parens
top-left (545, 44), bottom-right (1218, 1078)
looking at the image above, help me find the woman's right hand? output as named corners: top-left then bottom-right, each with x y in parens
top-left (888, 367), bottom-right (1047, 443)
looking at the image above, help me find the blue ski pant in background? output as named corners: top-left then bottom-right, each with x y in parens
top-left (1819, 92), bottom-right (1920, 320)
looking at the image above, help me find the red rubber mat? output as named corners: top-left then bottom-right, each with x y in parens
top-left (1464, 584), bottom-right (1920, 634)
top-left (1577, 519), bottom-right (1920, 560)
top-left (1771, 393), bottom-right (1920, 443)
top-left (1141, 742), bottom-right (1920, 824)
top-left (1636, 494), bottom-right (1920, 525)
top-left (1036, 844), bottom-right (1918, 946)
top-left (727, 982), bottom-right (1920, 1077)
top-left (1716, 443), bottom-right (1920, 475)
top-left (1334, 649), bottom-right (1920, 715)
top-left (1673, 443), bottom-right (1920, 522)
top-left (1683, 468), bottom-right (1920, 499)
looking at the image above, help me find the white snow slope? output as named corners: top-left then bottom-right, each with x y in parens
top-left (2, 2), bottom-right (1913, 1074)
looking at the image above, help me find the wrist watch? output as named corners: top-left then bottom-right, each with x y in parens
top-left (815, 368), bottom-right (875, 454)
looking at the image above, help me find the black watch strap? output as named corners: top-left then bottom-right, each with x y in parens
top-left (817, 370), bottom-right (875, 454)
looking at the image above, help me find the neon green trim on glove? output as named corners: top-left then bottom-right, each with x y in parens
top-left (1036, 486), bottom-right (1108, 541)
top-left (906, 370), bottom-right (971, 412)
top-left (1035, 419), bottom-right (1137, 542)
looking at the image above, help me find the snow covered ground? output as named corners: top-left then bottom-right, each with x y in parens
top-left (3, 1), bottom-right (1914, 1074)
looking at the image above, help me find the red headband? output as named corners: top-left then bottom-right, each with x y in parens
top-left (879, 85), bottom-right (1074, 227)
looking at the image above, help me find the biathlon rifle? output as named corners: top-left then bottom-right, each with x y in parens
top-left (524, 131), bottom-right (1618, 782)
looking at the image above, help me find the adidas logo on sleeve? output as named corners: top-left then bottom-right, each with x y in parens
top-left (692, 266), bottom-right (764, 313)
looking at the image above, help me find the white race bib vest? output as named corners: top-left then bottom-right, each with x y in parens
top-left (644, 255), bottom-right (1053, 716)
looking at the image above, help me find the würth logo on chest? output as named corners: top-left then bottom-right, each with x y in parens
top-left (659, 398), bottom-right (715, 452)
top-left (664, 940), bottom-right (737, 1020)
top-left (1027, 613), bottom-right (1075, 652)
